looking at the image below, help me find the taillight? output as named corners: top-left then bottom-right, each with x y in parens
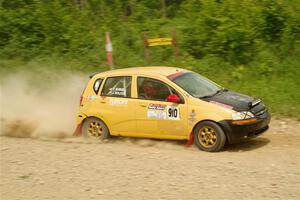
top-left (79, 95), bottom-right (83, 106)
top-left (80, 88), bottom-right (85, 106)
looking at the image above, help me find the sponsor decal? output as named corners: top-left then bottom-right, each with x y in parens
top-left (166, 106), bottom-right (180, 120)
top-left (109, 99), bottom-right (128, 106)
top-left (146, 104), bottom-right (180, 120)
top-left (87, 95), bottom-right (97, 101)
top-left (210, 101), bottom-right (233, 110)
top-left (167, 71), bottom-right (185, 80)
top-left (147, 110), bottom-right (167, 120)
top-left (109, 88), bottom-right (125, 96)
top-left (148, 103), bottom-right (166, 110)
top-left (188, 109), bottom-right (196, 124)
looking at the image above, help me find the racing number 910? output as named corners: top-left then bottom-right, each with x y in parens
top-left (168, 107), bottom-right (178, 118)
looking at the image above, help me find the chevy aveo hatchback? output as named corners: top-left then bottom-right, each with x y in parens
top-left (74, 67), bottom-right (271, 152)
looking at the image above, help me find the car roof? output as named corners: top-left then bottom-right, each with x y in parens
top-left (93, 66), bottom-right (188, 78)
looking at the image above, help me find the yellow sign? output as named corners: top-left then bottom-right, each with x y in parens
top-left (147, 38), bottom-right (173, 46)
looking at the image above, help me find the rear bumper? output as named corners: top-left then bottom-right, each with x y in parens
top-left (73, 112), bottom-right (87, 136)
top-left (76, 111), bottom-right (87, 124)
top-left (219, 112), bottom-right (271, 144)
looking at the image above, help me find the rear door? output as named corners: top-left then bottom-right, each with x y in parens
top-left (99, 76), bottom-right (136, 135)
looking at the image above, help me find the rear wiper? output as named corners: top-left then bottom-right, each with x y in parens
top-left (199, 88), bottom-right (228, 99)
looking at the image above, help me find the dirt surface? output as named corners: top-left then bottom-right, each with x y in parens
top-left (0, 73), bottom-right (299, 199)
top-left (0, 118), bottom-right (299, 200)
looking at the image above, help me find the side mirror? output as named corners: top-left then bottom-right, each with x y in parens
top-left (167, 94), bottom-right (181, 103)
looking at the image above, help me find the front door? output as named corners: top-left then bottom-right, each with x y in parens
top-left (134, 76), bottom-right (187, 138)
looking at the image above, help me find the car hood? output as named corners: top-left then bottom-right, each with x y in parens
top-left (203, 90), bottom-right (254, 112)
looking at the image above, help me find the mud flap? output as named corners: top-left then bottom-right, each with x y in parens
top-left (73, 123), bottom-right (82, 136)
top-left (185, 132), bottom-right (194, 147)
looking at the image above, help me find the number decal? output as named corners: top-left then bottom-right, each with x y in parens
top-left (168, 108), bottom-right (177, 118)
top-left (167, 106), bottom-right (180, 120)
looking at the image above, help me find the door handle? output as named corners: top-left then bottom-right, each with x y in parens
top-left (139, 104), bottom-right (147, 107)
top-left (100, 100), bottom-right (106, 104)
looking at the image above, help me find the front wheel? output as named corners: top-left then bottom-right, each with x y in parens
top-left (194, 121), bottom-right (226, 152)
top-left (82, 117), bottom-right (110, 140)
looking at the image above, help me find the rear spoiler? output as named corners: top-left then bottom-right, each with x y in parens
top-left (89, 72), bottom-right (98, 79)
top-left (89, 69), bottom-right (110, 79)
top-left (89, 71), bottom-right (104, 79)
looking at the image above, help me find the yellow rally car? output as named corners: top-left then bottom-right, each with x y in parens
top-left (74, 67), bottom-right (270, 152)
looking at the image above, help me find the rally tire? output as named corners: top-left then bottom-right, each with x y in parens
top-left (194, 121), bottom-right (226, 152)
top-left (82, 117), bottom-right (110, 140)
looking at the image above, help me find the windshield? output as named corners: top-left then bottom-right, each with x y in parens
top-left (170, 72), bottom-right (221, 98)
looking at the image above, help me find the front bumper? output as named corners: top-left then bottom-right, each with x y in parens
top-left (219, 111), bottom-right (271, 144)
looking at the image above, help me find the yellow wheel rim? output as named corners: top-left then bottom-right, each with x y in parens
top-left (198, 126), bottom-right (217, 148)
top-left (87, 121), bottom-right (103, 138)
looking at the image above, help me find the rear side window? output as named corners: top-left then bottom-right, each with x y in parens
top-left (101, 76), bottom-right (132, 98)
top-left (93, 78), bottom-right (103, 94)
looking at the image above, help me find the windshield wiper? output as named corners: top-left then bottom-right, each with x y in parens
top-left (199, 88), bottom-right (228, 99)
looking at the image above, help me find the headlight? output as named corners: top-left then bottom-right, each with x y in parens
top-left (232, 111), bottom-right (254, 120)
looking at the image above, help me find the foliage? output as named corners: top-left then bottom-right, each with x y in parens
top-left (0, 0), bottom-right (299, 119)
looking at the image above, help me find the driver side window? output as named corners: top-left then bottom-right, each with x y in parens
top-left (137, 77), bottom-right (177, 101)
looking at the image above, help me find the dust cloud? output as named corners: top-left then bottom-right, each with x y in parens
top-left (0, 71), bottom-right (88, 139)
top-left (0, 70), bottom-right (189, 148)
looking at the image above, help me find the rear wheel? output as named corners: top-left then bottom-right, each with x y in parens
top-left (194, 121), bottom-right (226, 152)
top-left (82, 117), bottom-right (109, 140)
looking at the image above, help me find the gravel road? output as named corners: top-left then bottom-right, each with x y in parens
top-left (0, 118), bottom-right (300, 200)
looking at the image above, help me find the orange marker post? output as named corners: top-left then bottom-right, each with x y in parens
top-left (105, 32), bottom-right (114, 70)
